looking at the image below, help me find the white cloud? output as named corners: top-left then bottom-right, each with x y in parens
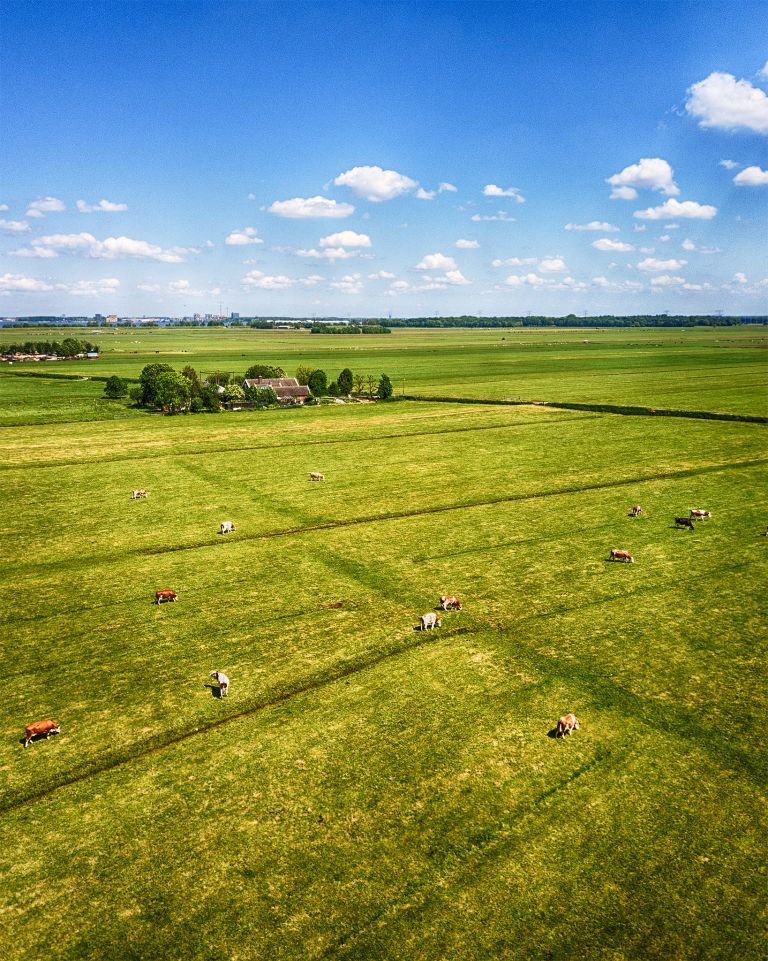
top-left (247, 193), bottom-right (257, 201)
top-left (60, 277), bottom-right (121, 296)
top-left (637, 257), bottom-right (688, 272)
top-left (592, 238), bottom-right (635, 252)
top-left (607, 158), bottom-right (679, 197)
top-left (505, 273), bottom-right (546, 288)
top-left (470, 211), bottom-right (514, 221)
top-left (319, 230), bottom-right (371, 248)
top-left (565, 221), bottom-right (619, 232)
top-left (734, 165), bottom-right (768, 186)
top-left (634, 199), bottom-right (717, 220)
top-left (330, 273), bottom-right (364, 293)
top-left (455, 239), bottom-right (479, 249)
top-left (26, 196), bottom-right (66, 218)
top-left (243, 269), bottom-right (295, 289)
top-left (76, 198), bottom-right (128, 213)
top-left (681, 239), bottom-right (696, 251)
top-left (610, 186), bottom-right (638, 200)
top-left (415, 252), bottom-right (457, 271)
top-left (639, 246), bottom-right (656, 254)
top-left (225, 227), bottom-right (263, 246)
top-left (659, 235), bottom-right (671, 243)
top-left (137, 283), bottom-right (161, 292)
top-left (369, 270), bottom-right (395, 279)
top-left (389, 280), bottom-right (410, 292)
top-left (267, 196), bottom-right (354, 218)
top-left (333, 165), bottom-right (417, 202)
top-left (439, 182), bottom-right (458, 193)
top-left (719, 159), bottom-right (739, 170)
top-left (538, 257), bottom-right (568, 273)
top-left (0, 219), bottom-right (30, 233)
top-left (760, 62), bottom-right (768, 80)
top-left (295, 247), bottom-right (357, 260)
top-left (16, 232), bottom-right (188, 262)
top-left (633, 224), bottom-right (647, 232)
top-left (0, 204), bottom-right (7, 211)
top-left (444, 269), bottom-right (471, 285)
top-left (734, 272), bottom-right (748, 283)
top-left (0, 273), bottom-right (53, 292)
top-left (482, 184), bottom-right (525, 203)
top-left (491, 256), bottom-right (537, 267)
top-left (650, 275), bottom-right (685, 286)
top-left (686, 71), bottom-right (768, 134)
top-left (415, 187), bottom-right (436, 200)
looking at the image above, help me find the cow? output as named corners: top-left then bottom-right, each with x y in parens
top-left (131, 489), bottom-right (147, 499)
top-left (609, 549), bottom-right (634, 563)
top-left (209, 671), bottom-right (230, 697)
top-left (155, 589), bottom-right (178, 603)
top-left (420, 612), bottom-right (442, 631)
top-left (556, 713), bottom-right (580, 738)
top-left (629, 505), bottom-right (643, 517)
top-left (308, 472), bottom-right (325, 481)
top-left (690, 509), bottom-right (711, 520)
top-left (219, 521), bottom-right (236, 534)
top-left (439, 595), bottom-right (463, 611)
top-left (24, 719), bottom-right (60, 749)
top-left (675, 517), bottom-right (695, 530)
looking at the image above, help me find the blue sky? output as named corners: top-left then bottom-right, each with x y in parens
top-left (1, 1), bottom-right (766, 316)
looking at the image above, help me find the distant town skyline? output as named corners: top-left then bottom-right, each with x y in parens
top-left (1, 1), bottom-right (766, 316)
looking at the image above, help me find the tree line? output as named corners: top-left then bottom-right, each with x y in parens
top-left (2, 337), bottom-right (99, 357)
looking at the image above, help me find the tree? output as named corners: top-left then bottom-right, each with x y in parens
top-left (328, 380), bottom-right (340, 396)
top-left (223, 383), bottom-right (245, 402)
top-left (104, 375), bottom-right (127, 399)
top-left (308, 369), bottom-right (328, 396)
top-left (366, 375), bottom-right (377, 398)
top-left (245, 385), bottom-right (278, 407)
top-left (244, 363), bottom-right (285, 379)
top-left (199, 385), bottom-right (222, 411)
top-left (139, 363), bottom-right (174, 407)
top-left (338, 368), bottom-right (353, 395)
top-left (295, 364), bottom-right (316, 386)
top-left (378, 373), bottom-right (394, 400)
top-left (153, 371), bottom-right (191, 413)
top-left (206, 370), bottom-right (231, 387)
top-left (353, 373), bottom-right (366, 395)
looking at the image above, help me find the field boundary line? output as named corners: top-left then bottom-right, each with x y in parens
top-left (401, 394), bottom-right (768, 424)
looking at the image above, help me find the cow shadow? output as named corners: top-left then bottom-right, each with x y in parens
top-left (18, 731), bottom-right (60, 748)
top-left (204, 683), bottom-right (225, 699)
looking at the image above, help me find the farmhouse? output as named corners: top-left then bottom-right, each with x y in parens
top-left (242, 377), bottom-right (311, 404)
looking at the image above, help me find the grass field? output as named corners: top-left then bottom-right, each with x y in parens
top-left (1, 329), bottom-right (766, 960)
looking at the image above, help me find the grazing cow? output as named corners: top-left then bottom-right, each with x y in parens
top-left (24, 719), bottom-right (60, 748)
top-left (675, 517), bottom-right (695, 530)
top-left (439, 595), bottom-right (463, 611)
top-left (556, 713), bottom-right (580, 738)
top-left (209, 671), bottom-right (229, 697)
top-left (219, 521), bottom-right (236, 534)
top-left (131, 488), bottom-right (147, 499)
top-left (420, 612), bottom-right (442, 631)
top-left (308, 471), bottom-right (325, 481)
top-left (690, 509), bottom-right (711, 520)
top-left (630, 505), bottom-right (643, 517)
top-left (609, 549), bottom-right (634, 563)
top-left (155, 589), bottom-right (178, 603)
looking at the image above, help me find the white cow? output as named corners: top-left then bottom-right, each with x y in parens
top-left (131, 488), bottom-right (148, 499)
top-left (308, 471), bottom-right (325, 481)
top-left (690, 509), bottom-right (711, 520)
top-left (420, 612), bottom-right (442, 631)
top-left (219, 521), bottom-right (236, 534)
top-left (209, 671), bottom-right (229, 697)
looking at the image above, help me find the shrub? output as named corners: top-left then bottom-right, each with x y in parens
top-left (104, 375), bottom-right (127, 399)
top-left (378, 374), bottom-right (393, 400)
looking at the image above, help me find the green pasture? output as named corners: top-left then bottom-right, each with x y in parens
top-left (1, 324), bottom-right (766, 415)
top-left (1, 395), bottom-right (766, 960)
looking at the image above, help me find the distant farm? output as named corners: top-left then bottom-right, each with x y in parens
top-left (1, 325), bottom-right (766, 961)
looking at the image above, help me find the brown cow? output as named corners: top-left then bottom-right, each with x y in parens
top-left (439, 595), bottom-right (463, 610)
top-left (24, 719), bottom-right (60, 748)
top-left (308, 471), bottom-right (325, 481)
top-left (690, 509), bottom-right (711, 520)
top-left (609, 549), bottom-right (634, 563)
top-left (556, 713), bottom-right (580, 738)
top-left (155, 589), bottom-right (178, 603)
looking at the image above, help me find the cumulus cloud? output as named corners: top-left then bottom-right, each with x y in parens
top-left (650, 275), bottom-right (685, 286)
top-left (637, 257), bottom-right (688, 272)
top-left (733, 272), bottom-right (748, 284)
top-left (242, 269), bottom-right (295, 289)
top-left (26, 196), bottom-right (66, 218)
top-left (443, 269), bottom-right (471, 285)
top-left (0, 219), bottom-right (30, 233)
top-left (686, 71), bottom-right (768, 134)
top-left (333, 165), bottom-right (417, 202)
top-left (491, 257), bottom-right (537, 267)
top-left (225, 227), bottom-right (263, 246)
top-left (471, 211), bottom-right (514, 222)
top-left (538, 257), bottom-right (568, 273)
top-left (482, 184), bottom-right (525, 203)
top-left (295, 247), bottom-right (357, 260)
top-left (760, 62), bottom-right (768, 79)
top-left (609, 186), bottom-right (638, 200)
top-left (592, 238), bottom-right (635, 252)
top-left (0, 273), bottom-right (53, 293)
top-left (61, 278), bottom-right (121, 296)
top-left (415, 187), bottom-right (436, 200)
top-left (719, 159), bottom-right (739, 169)
top-left (565, 221), bottom-right (619, 232)
top-left (439, 182), bottom-right (458, 193)
top-left (505, 272), bottom-right (546, 288)
top-left (634, 199), bottom-right (717, 220)
top-left (369, 270), bottom-right (395, 279)
top-left (15, 232), bottom-right (188, 262)
top-left (455, 239), bottom-right (479, 249)
top-left (267, 196), bottom-right (354, 218)
top-left (330, 273), bottom-right (364, 293)
top-left (0, 204), bottom-right (7, 211)
top-left (734, 165), bottom-right (768, 186)
top-left (415, 252), bottom-right (457, 271)
top-left (607, 158), bottom-right (679, 197)
top-left (319, 230), bottom-right (371, 247)
top-left (76, 199), bottom-right (128, 213)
